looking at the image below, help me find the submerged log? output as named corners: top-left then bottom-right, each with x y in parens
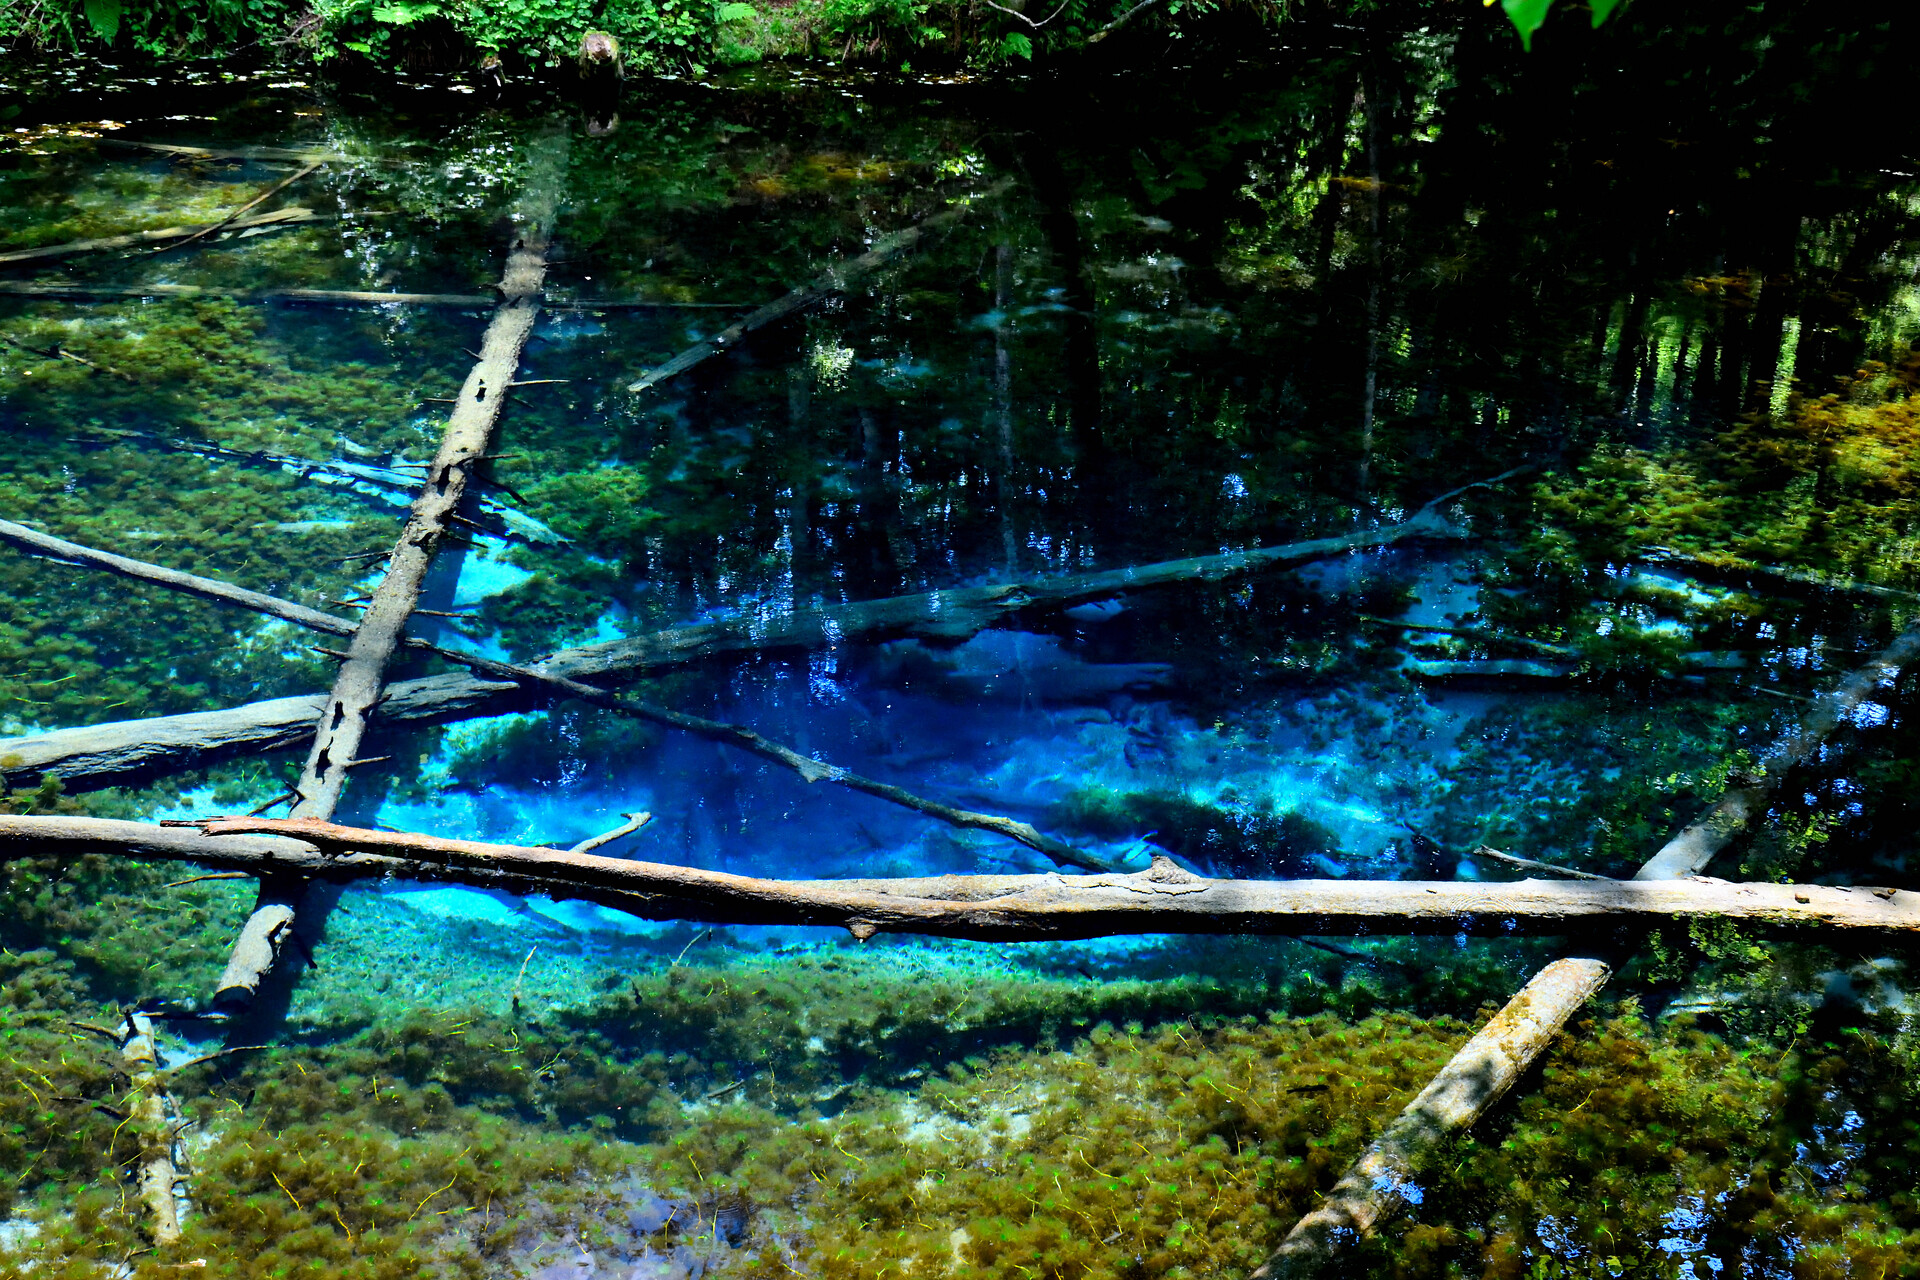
top-left (1252, 960), bottom-right (1612, 1279)
top-left (0, 280), bottom-right (744, 309)
top-left (0, 518), bottom-right (1114, 871)
top-left (0, 482), bottom-right (1489, 793)
top-left (214, 131), bottom-right (565, 1009)
top-left (1634, 612), bottom-right (1920, 881)
top-left (159, 160), bottom-right (324, 255)
top-left (97, 138), bottom-right (345, 164)
top-left (119, 1012), bottom-right (184, 1245)
top-left (0, 815), bottom-right (1910, 940)
top-left (626, 182), bottom-right (1012, 393)
top-left (0, 207), bottom-right (328, 267)
top-left (1261, 559), bottom-right (1920, 1273)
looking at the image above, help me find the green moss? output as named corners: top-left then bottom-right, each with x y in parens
top-left (1048, 786), bottom-right (1339, 877)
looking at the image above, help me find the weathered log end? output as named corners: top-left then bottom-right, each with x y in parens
top-left (1254, 958), bottom-right (1610, 1279)
top-left (212, 886), bottom-right (299, 1009)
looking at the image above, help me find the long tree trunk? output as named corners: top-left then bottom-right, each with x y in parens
top-left (213, 131), bottom-right (567, 1011)
top-left (0, 815), bottom-right (1909, 941)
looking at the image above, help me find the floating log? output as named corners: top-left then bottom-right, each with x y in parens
top-left (626, 182), bottom-right (1011, 393)
top-left (0, 814), bottom-right (1911, 939)
top-left (0, 207), bottom-right (327, 267)
top-left (1253, 960), bottom-right (1613, 1279)
top-left (1634, 612), bottom-right (1920, 881)
top-left (0, 281), bottom-right (746, 310)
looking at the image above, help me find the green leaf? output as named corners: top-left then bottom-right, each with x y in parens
top-left (83, 0), bottom-right (122, 44)
top-left (1000, 30), bottom-right (1031, 58)
top-left (1502, 0), bottom-right (1551, 49)
top-left (371, 0), bottom-right (440, 23)
top-left (716, 3), bottom-right (755, 20)
top-left (1589, 0), bottom-right (1623, 26)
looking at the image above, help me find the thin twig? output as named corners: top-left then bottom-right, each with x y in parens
top-left (568, 811), bottom-right (653, 855)
top-left (161, 1044), bottom-right (270, 1075)
top-left (669, 927), bottom-right (713, 969)
top-left (162, 871), bottom-right (254, 888)
top-left (1472, 845), bottom-right (1617, 882)
top-left (510, 945), bottom-right (539, 1011)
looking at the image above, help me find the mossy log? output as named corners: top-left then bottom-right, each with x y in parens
top-left (626, 182), bottom-right (1012, 393)
top-left (215, 132), bottom-right (565, 1009)
top-left (119, 1011), bottom-right (184, 1245)
top-left (0, 517), bottom-right (1114, 871)
top-left (0, 280), bottom-right (743, 309)
top-left (0, 207), bottom-right (328, 266)
top-left (0, 815), bottom-right (1912, 940)
top-left (0, 487), bottom-right (1486, 793)
top-left (1252, 959), bottom-right (1612, 1279)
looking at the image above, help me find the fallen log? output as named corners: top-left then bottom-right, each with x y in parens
top-left (1251, 960), bottom-right (1612, 1279)
top-left (0, 281), bottom-right (746, 310)
top-left (1258, 562), bottom-right (1920, 1272)
top-left (626, 182), bottom-right (1011, 394)
top-left (0, 207), bottom-right (328, 267)
top-left (0, 517), bottom-right (1115, 871)
top-left (213, 131), bottom-right (566, 1009)
top-left (0, 814), bottom-right (1911, 940)
top-left (0, 478), bottom-right (1495, 793)
top-left (1634, 611), bottom-right (1920, 881)
top-left (118, 1011), bottom-right (185, 1245)
top-left (97, 138), bottom-right (345, 164)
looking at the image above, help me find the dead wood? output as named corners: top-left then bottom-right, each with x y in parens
top-left (0, 280), bottom-right (744, 309)
top-left (1356, 615), bottom-right (1576, 658)
top-left (97, 138), bottom-right (345, 164)
top-left (626, 183), bottom-right (1011, 393)
top-left (1260, 560), bottom-right (1920, 1272)
top-left (0, 207), bottom-right (327, 267)
top-left (157, 160), bottom-right (324, 255)
top-left (214, 131), bottom-right (567, 1009)
top-left (0, 814), bottom-right (1911, 939)
top-left (118, 1011), bottom-right (184, 1245)
top-left (0, 333), bottom-right (133, 380)
top-left (1634, 612), bottom-right (1920, 881)
top-left (0, 517), bottom-right (1118, 870)
top-left (1471, 845), bottom-right (1614, 881)
top-left (1253, 959), bottom-right (1612, 1279)
top-left (0, 481), bottom-right (1492, 793)
top-left (568, 811), bottom-right (652, 854)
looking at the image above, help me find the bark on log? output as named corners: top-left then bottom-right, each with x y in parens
top-left (119, 1012), bottom-right (184, 1245)
top-left (0, 207), bottom-right (327, 266)
top-left (214, 131), bottom-right (566, 1008)
top-left (626, 183), bottom-right (1011, 393)
top-left (0, 518), bottom-right (1115, 870)
top-left (0, 281), bottom-right (743, 309)
top-left (0, 815), bottom-right (1910, 941)
top-left (0, 495), bottom-right (1479, 793)
top-left (1251, 960), bottom-right (1612, 1279)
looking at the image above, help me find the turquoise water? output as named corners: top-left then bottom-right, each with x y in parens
top-left (3, 10), bottom-right (1920, 1275)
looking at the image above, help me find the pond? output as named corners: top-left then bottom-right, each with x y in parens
top-left (1, 6), bottom-right (1919, 1275)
